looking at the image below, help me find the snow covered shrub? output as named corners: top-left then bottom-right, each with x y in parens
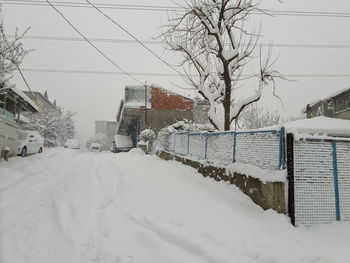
top-left (157, 120), bottom-right (215, 151)
top-left (139, 129), bottom-right (156, 143)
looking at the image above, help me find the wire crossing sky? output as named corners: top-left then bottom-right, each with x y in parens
top-left (2, 0), bottom-right (350, 142)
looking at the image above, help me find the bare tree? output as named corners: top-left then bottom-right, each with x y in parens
top-left (161, 0), bottom-right (281, 130)
top-left (237, 104), bottom-right (281, 130)
top-left (0, 12), bottom-right (29, 90)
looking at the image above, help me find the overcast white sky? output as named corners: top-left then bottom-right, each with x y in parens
top-left (2, 0), bottom-right (350, 142)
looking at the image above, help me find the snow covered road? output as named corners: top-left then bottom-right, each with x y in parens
top-left (0, 148), bottom-right (349, 263)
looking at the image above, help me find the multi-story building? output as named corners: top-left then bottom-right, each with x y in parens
top-left (116, 84), bottom-right (209, 145)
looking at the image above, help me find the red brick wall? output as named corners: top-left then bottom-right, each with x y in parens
top-left (151, 87), bottom-right (193, 110)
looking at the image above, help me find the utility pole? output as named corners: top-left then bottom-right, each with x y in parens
top-left (144, 83), bottom-right (147, 127)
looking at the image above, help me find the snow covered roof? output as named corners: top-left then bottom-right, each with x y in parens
top-left (283, 116), bottom-right (350, 137)
top-left (10, 87), bottom-right (39, 112)
top-left (301, 87), bottom-right (350, 113)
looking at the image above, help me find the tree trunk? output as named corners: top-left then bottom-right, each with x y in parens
top-left (223, 64), bottom-right (232, 131)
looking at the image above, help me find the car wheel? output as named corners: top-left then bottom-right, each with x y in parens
top-left (21, 147), bottom-right (27, 157)
top-left (38, 147), bottom-right (43, 154)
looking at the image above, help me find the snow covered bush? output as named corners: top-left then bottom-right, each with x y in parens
top-left (157, 120), bottom-right (215, 151)
top-left (139, 129), bottom-right (156, 143)
top-left (22, 108), bottom-right (75, 144)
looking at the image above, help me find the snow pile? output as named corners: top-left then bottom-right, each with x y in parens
top-left (0, 149), bottom-right (349, 262)
top-left (226, 162), bottom-right (287, 183)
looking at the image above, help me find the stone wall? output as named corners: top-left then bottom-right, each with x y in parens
top-left (157, 150), bottom-right (286, 214)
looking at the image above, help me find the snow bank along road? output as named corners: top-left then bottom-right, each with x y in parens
top-left (0, 148), bottom-right (349, 263)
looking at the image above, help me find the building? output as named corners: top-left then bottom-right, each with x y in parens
top-left (116, 84), bottom-right (209, 145)
top-left (0, 86), bottom-right (39, 156)
top-left (23, 90), bottom-right (57, 112)
top-left (303, 88), bottom-right (350, 120)
top-left (95, 120), bottom-right (118, 148)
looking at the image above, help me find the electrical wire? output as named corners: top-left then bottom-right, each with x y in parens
top-left (46, 0), bottom-right (144, 84)
top-left (7, 34), bottom-right (350, 49)
top-left (20, 68), bottom-right (350, 78)
top-left (2, 1), bottom-right (350, 18)
top-left (83, 0), bottom-right (189, 82)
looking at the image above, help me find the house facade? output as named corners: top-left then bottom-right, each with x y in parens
top-left (0, 86), bottom-right (39, 156)
top-left (23, 90), bottom-right (57, 112)
top-left (116, 85), bottom-right (209, 145)
top-left (304, 88), bottom-right (350, 120)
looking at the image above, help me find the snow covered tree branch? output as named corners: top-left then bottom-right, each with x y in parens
top-left (22, 108), bottom-right (75, 145)
top-left (161, 0), bottom-right (282, 130)
top-left (0, 10), bottom-right (30, 89)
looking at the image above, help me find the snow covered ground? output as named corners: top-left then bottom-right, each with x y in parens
top-left (0, 148), bottom-right (349, 263)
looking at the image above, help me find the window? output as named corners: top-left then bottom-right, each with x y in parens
top-left (334, 94), bottom-right (349, 113)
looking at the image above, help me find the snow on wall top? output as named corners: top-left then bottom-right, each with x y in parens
top-left (301, 87), bottom-right (350, 113)
top-left (283, 116), bottom-right (350, 137)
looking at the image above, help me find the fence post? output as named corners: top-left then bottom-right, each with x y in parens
top-left (332, 141), bottom-right (341, 221)
top-left (232, 132), bottom-right (237, 163)
top-left (187, 133), bottom-right (190, 155)
top-left (204, 133), bottom-right (208, 160)
top-left (286, 133), bottom-right (295, 226)
top-left (278, 127), bottom-right (286, 170)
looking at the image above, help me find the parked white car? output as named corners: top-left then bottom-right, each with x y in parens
top-left (64, 139), bottom-right (80, 149)
top-left (90, 142), bottom-right (102, 152)
top-left (17, 130), bottom-right (44, 157)
top-left (111, 135), bottom-right (134, 153)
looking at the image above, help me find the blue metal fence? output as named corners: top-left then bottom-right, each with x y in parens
top-left (169, 129), bottom-right (286, 170)
top-left (292, 138), bottom-right (350, 226)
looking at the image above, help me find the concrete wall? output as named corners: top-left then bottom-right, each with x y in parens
top-left (0, 115), bottom-right (18, 156)
top-left (157, 150), bottom-right (286, 214)
top-left (122, 107), bottom-right (193, 134)
top-left (335, 109), bottom-right (350, 120)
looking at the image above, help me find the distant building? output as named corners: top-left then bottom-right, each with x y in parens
top-left (303, 88), bottom-right (350, 120)
top-left (116, 84), bottom-right (209, 145)
top-left (23, 90), bottom-right (57, 112)
top-left (95, 120), bottom-right (117, 147)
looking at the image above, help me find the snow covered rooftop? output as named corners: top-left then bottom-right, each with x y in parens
top-left (301, 87), bottom-right (350, 113)
top-left (283, 116), bottom-right (350, 137)
top-left (10, 87), bottom-right (39, 112)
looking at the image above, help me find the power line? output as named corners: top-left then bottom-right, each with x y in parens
top-left (20, 68), bottom-right (350, 78)
top-left (7, 34), bottom-right (350, 49)
top-left (83, 0), bottom-right (188, 81)
top-left (2, 1), bottom-right (350, 18)
top-left (45, 0), bottom-right (143, 84)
